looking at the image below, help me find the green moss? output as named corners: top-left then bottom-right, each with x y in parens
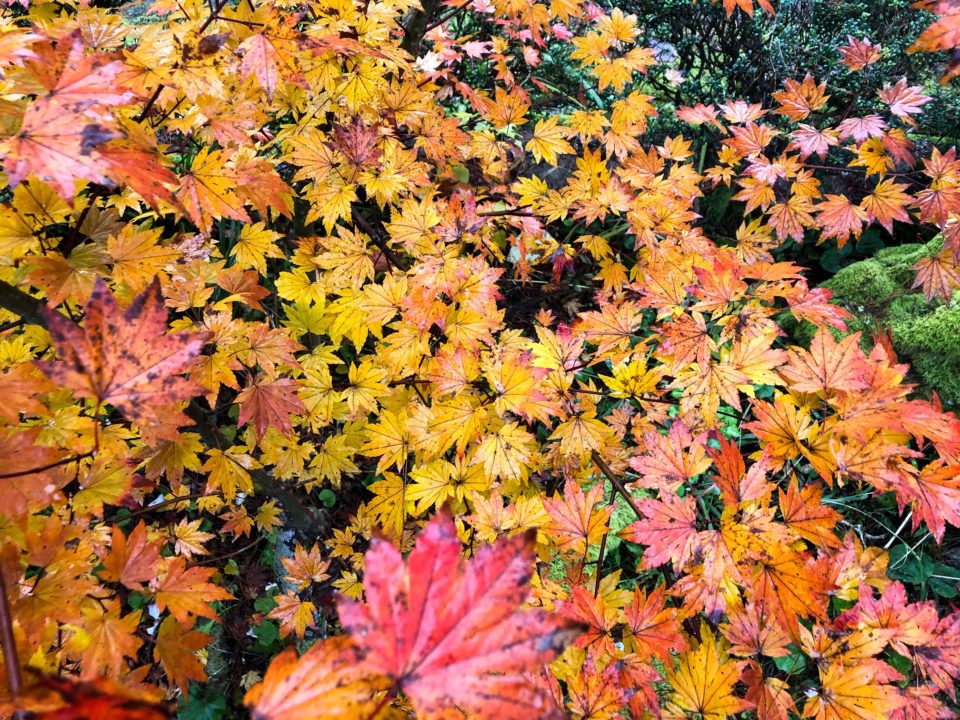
top-left (887, 294), bottom-right (931, 326)
top-left (891, 297), bottom-right (960, 403)
top-left (875, 238), bottom-right (943, 285)
top-left (605, 481), bottom-right (642, 557)
top-left (822, 259), bottom-right (896, 308)
top-left (794, 236), bottom-right (959, 405)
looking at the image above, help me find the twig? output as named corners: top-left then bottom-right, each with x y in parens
top-left (351, 207), bottom-right (409, 271)
top-left (591, 450), bottom-right (642, 520)
top-left (883, 510), bottom-right (913, 550)
top-left (211, 15), bottom-right (264, 27)
top-left (0, 452), bottom-right (94, 480)
top-left (365, 690), bottom-right (394, 720)
top-left (477, 209), bottom-right (536, 218)
top-left (191, 536), bottom-right (264, 566)
top-left (197, 0), bottom-right (231, 34)
top-left (134, 85), bottom-right (164, 123)
top-left (593, 487), bottom-right (620, 598)
top-left (423, 0), bottom-right (473, 33)
top-left (0, 280), bottom-right (47, 327)
top-left (123, 492), bottom-right (219, 520)
top-left (0, 567), bottom-right (22, 701)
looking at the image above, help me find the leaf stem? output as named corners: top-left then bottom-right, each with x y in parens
top-left (365, 691), bottom-right (393, 720)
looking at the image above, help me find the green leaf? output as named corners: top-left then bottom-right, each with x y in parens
top-left (885, 650), bottom-right (913, 678)
top-left (252, 620), bottom-right (281, 653)
top-left (254, 594), bottom-right (278, 613)
top-left (930, 563), bottom-right (960, 598)
top-left (178, 684), bottom-right (227, 720)
top-left (773, 646), bottom-right (807, 674)
top-left (888, 545), bottom-right (934, 587)
top-left (318, 488), bottom-right (337, 508)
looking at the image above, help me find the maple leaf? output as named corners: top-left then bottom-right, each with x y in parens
top-left (239, 24), bottom-right (305, 101)
top-left (175, 148), bottom-right (250, 235)
top-left (779, 329), bottom-right (869, 395)
top-left (2, 102), bottom-right (117, 202)
top-left (913, 610), bottom-right (960, 701)
top-left (839, 37), bottom-right (883, 71)
top-left (621, 491), bottom-right (700, 571)
top-left (772, 74), bottom-right (830, 121)
top-left (96, 138), bottom-right (179, 210)
top-left (543, 480), bottom-right (613, 556)
top-left (663, 623), bottom-right (750, 720)
top-left (789, 124), bottom-right (840, 159)
top-left (778, 481), bottom-right (842, 548)
top-left (20, 676), bottom-right (171, 720)
top-left (629, 421), bottom-right (712, 492)
top-left (817, 195), bottom-right (869, 247)
top-left (473, 421), bottom-right (539, 482)
top-left (202, 446), bottom-right (260, 503)
top-left (337, 512), bottom-right (579, 719)
top-left (623, 584), bottom-right (688, 662)
top-left (281, 543), bottom-right (331, 591)
top-left (557, 587), bottom-right (620, 657)
top-left (860, 178), bottom-right (912, 233)
top-left (64, 602), bottom-right (143, 680)
top-left (912, 246), bottom-right (960, 302)
top-left (237, 376), bottom-right (306, 441)
top-left (721, 602), bottom-right (792, 658)
top-left (1, 32), bottom-right (134, 202)
top-left (526, 117), bottom-right (575, 166)
top-left (565, 651), bottom-right (631, 718)
top-left (154, 616), bottom-right (212, 694)
top-left (909, 4), bottom-right (960, 82)
top-left (744, 663), bottom-right (797, 720)
top-left (716, 0), bottom-right (774, 16)
top-left (879, 78), bottom-right (932, 125)
top-left (785, 283), bottom-right (851, 332)
top-left (268, 592), bottom-right (317, 639)
top-left (36, 277), bottom-right (208, 436)
top-left (803, 660), bottom-right (906, 720)
top-left (152, 556), bottom-right (234, 626)
top-left (99, 521), bottom-right (162, 590)
top-left (245, 636), bottom-right (387, 720)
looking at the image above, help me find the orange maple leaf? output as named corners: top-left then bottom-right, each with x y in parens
top-left (245, 636), bottom-right (386, 720)
top-left (152, 557), bottom-right (234, 626)
top-left (237, 376), bottom-right (306, 440)
top-left (36, 277), bottom-right (208, 437)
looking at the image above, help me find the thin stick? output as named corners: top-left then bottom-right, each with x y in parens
top-left (351, 208), bottom-right (409, 271)
top-left (591, 450), bottom-right (642, 520)
top-left (197, 0), bottom-right (230, 34)
top-left (122, 492), bottom-right (218, 520)
top-left (134, 85), bottom-right (164, 123)
top-left (0, 452), bottom-right (93, 480)
top-left (365, 690), bottom-right (393, 720)
top-left (593, 487), bottom-right (620, 598)
top-left (0, 568), bottom-right (22, 700)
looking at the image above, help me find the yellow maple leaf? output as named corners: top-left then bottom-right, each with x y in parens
top-left (203, 446), bottom-right (261, 502)
top-left (526, 117), bottom-right (574, 166)
top-left (664, 624), bottom-right (749, 720)
top-left (268, 593), bottom-right (317, 639)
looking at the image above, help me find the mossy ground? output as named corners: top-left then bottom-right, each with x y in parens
top-left (790, 237), bottom-right (960, 405)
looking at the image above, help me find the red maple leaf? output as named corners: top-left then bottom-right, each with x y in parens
top-left (337, 512), bottom-right (579, 719)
